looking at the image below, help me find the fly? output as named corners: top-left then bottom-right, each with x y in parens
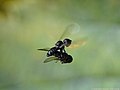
top-left (37, 23), bottom-right (86, 64)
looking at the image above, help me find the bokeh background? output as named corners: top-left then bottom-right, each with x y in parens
top-left (0, 0), bottom-right (120, 90)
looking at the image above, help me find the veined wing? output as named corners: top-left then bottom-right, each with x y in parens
top-left (43, 56), bottom-right (59, 63)
top-left (68, 38), bottom-right (87, 49)
top-left (59, 23), bottom-right (87, 48)
top-left (59, 23), bottom-right (81, 40)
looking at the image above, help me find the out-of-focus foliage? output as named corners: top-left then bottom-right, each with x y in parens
top-left (0, 0), bottom-right (120, 90)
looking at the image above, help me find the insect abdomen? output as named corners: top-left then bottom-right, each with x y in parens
top-left (47, 47), bottom-right (56, 57)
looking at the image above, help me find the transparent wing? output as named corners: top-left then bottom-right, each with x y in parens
top-left (68, 39), bottom-right (87, 48)
top-left (37, 48), bottom-right (50, 51)
top-left (43, 56), bottom-right (60, 63)
top-left (59, 23), bottom-right (87, 48)
top-left (59, 23), bottom-right (81, 40)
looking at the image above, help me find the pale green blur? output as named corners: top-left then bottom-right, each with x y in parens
top-left (0, 0), bottom-right (120, 90)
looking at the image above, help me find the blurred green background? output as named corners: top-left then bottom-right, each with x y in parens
top-left (0, 0), bottom-right (120, 90)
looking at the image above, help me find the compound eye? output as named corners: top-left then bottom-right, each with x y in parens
top-left (63, 39), bottom-right (72, 47)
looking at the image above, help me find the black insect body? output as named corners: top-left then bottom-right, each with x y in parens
top-left (52, 50), bottom-right (73, 64)
top-left (46, 39), bottom-right (72, 57)
top-left (37, 23), bottom-right (85, 64)
top-left (55, 39), bottom-right (72, 52)
top-left (47, 47), bottom-right (57, 57)
top-left (38, 38), bottom-right (73, 64)
top-left (59, 52), bottom-right (73, 64)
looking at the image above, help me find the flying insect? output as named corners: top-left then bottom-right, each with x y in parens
top-left (38, 49), bottom-right (73, 64)
top-left (38, 23), bottom-right (86, 64)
